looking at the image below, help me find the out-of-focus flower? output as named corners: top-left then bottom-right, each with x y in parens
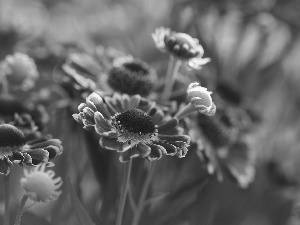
top-left (174, 82), bottom-right (216, 120)
top-left (59, 63), bottom-right (96, 97)
top-left (0, 53), bottom-right (39, 91)
top-left (195, 101), bottom-right (258, 188)
top-left (0, 94), bottom-right (49, 131)
top-left (152, 27), bottom-right (210, 70)
top-left (0, 124), bottom-right (63, 175)
top-left (107, 56), bottom-right (156, 97)
top-left (21, 164), bottom-right (62, 203)
top-left (73, 92), bottom-right (190, 162)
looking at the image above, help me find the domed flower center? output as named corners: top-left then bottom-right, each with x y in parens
top-left (0, 124), bottom-right (26, 159)
top-left (164, 33), bottom-right (201, 59)
top-left (123, 62), bottom-right (149, 76)
top-left (108, 57), bottom-right (155, 97)
top-left (171, 33), bottom-right (197, 48)
top-left (114, 108), bottom-right (156, 135)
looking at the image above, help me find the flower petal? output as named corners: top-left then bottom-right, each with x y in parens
top-left (0, 158), bottom-right (12, 175)
top-left (122, 94), bottom-right (131, 111)
top-left (157, 118), bottom-right (179, 133)
top-left (94, 111), bottom-right (112, 131)
top-left (147, 144), bottom-right (165, 161)
top-left (158, 134), bottom-right (191, 144)
top-left (99, 137), bottom-right (124, 151)
top-left (119, 147), bottom-right (140, 162)
top-left (25, 148), bottom-right (49, 165)
top-left (137, 143), bottom-right (151, 158)
top-left (128, 95), bottom-right (141, 109)
top-left (154, 141), bottom-right (177, 156)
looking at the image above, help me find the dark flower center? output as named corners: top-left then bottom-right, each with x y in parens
top-left (115, 108), bottom-right (155, 135)
top-left (164, 33), bottom-right (201, 59)
top-left (123, 62), bottom-right (149, 75)
top-left (0, 124), bottom-right (26, 148)
top-left (108, 58), bottom-right (155, 96)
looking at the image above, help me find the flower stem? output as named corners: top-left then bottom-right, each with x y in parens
top-left (161, 57), bottom-right (182, 101)
top-left (14, 195), bottom-right (29, 225)
top-left (132, 161), bottom-right (157, 225)
top-left (4, 174), bottom-right (10, 225)
top-left (115, 159), bottom-right (133, 225)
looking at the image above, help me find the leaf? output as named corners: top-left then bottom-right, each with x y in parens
top-left (67, 178), bottom-right (96, 225)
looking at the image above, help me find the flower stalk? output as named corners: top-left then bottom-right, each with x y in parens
top-left (161, 57), bottom-right (182, 101)
top-left (115, 159), bottom-right (133, 225)
top-left (132, 161), bottom-right (157, 225)
top-left (4, 174), bottom-right (10, 225)
top-left (14, 195), bottom-right (29, 225)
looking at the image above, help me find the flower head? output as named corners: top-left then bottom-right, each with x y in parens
top-left (21, 164), bottom-right (62, 202)
top-left (0, 124), bottom-right (63, 175)
top-left (0, 124), bottom-right (26, 159)
top-left (73, 92), bottom-right (190, 162)
top-left (152, 27), bottom-right (210, 70)
top-left (107, 56), bottom-right (156, 97)
top-left (187, 82), bottom-right (216, 116)
top-left (0, 52), bottom-right (39, 90)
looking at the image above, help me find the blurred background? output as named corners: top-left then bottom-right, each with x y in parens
top-left (1, 0), bottom-right (300, 224)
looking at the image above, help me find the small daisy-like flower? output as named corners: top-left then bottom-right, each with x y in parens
top-left (0, 52), bottom-right (39, 91)
top-left (152, 27), bottom-right (210, 70)
top-left (107, 56), bottom-right (156, 97)
top-left (21, 164), bottom-right (62, 202)
top-left (174, 82), bottom-right (216, 120)
top-left (0, 124), bottom-right (63, 175)
top-left (73, 92), bottom-right (190, 162)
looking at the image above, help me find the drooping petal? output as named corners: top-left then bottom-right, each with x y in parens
top-left (99, 137), bottom-right (124, 151)
top-left (147, 144), bottom-right (165, 161)
top-left (137, 143), bottom-right (151, 158)
top-left (44, 145), bottom-right (63, 159)
top-left (154, 141), bottom-right (177, 156)
top-left (119, 147), bottom-right (140, 162)
top-left (25, 148), bottom-right (49, 165)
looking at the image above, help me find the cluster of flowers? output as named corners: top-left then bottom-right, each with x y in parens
top-left (63, 27), bottom-right (259, 188)
top-left (0, 52), bottom-right (63, 205)
top-left (68, 28), bottom-right (215, 163)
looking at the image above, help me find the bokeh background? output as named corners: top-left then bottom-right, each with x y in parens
top-left (1, 0), bottom-right (300, 224)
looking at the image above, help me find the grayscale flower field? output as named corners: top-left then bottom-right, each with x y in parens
top-left (1, 0), bottom-right (300, 225)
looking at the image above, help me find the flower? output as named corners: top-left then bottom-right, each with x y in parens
top-left (174, 82), bottom-right (216, 120)
top-left (73, 92), bottom-right (190, 162)
top-left (195, 101), bottom-right (258, 188)
top-left (107, 56), bottom-right (156, 96)
top-left (0, 124), bottom-right (63, 175)
top-left (0, 52), bottom-right (39, 91)
top-left (152, 27), bottom-right (211, 70)
top-left (59, 63), bottom-right (96, 97)
top-left (21, 164), bottom-right (62, 202)
top-left (187, 82), bottom-right (216, 115)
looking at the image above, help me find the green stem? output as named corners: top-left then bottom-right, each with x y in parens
top-left (161, 57), bottom-right (182, 101)
top-left (132, 161), bottom-right (157, 225)
top-left (115, 159), bottom-right (133, 225)
top-left (4, 174), bottom-right (10, 225)
top-left (14, 195), bottom-right (29, 225)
